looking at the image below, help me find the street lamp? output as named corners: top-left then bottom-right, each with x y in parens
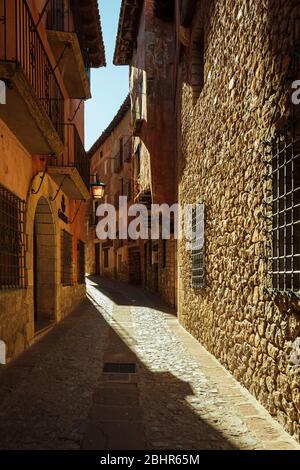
top-left (90, 174), bottom-right (106, 200)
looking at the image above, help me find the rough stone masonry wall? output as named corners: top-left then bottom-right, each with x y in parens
top-left (158, 238), bottom-right (176, 307)
top-left (178, 0), bottom-right (300, 441)
top-left (0, 289), bottom-right (33, 363)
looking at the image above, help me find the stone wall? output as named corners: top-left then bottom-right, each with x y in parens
top-left (0, 289), bottom-right (33, 363)
top-left (158, 238), bottom-right (176, 307)
top-left (59, 284), bottom-right (86, 321)
top-left (177, 0), bottom-right (300, 441)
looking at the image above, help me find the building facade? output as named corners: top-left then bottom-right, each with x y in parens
top-left (114, 0), bottom-right (300, 441)
top-left (176, 0), bottom-right (300, 440)
top-left (114, 0), bottom-right (177, 306)
top-left (87, 96), bottom-right (142, 284)
top-left (0, 0), bottom-right (105, 362)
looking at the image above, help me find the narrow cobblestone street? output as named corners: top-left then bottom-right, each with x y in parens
top-left (0, 277), bottom-right (298, 450)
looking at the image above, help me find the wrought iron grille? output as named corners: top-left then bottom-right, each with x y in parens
top-left (61, 229), bottom-right (73, 285)
top-left (263, 35), bottom-right (300, 297)
top-left (0, 184), bottom-right (25, 289)
top-left (46, 0), bottom-right (71, 32)
top-left (191, 203), bottom-right (205, 289)
top-left (264, 115), bottom-right (300, 295)
top-left (77, 239), bottom-right (85, 284)
top-left (46, 0), bottom-right (90, 71)
top-left (0, 0), bottom-right (65, 143)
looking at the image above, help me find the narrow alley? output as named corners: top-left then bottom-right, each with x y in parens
top-left (0, 278), bottom-right (298, 451)
top-left (1, 0), bottom-right (300, 457)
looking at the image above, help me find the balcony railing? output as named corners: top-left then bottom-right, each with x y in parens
top-left (0, 0), bottom-right (64, 143)
top-left (48, 124), bottom-right (89, 190)
top-left (46, 0), bottom-right (90, 72)
top-left (46, 0), bottom-right (72, 32)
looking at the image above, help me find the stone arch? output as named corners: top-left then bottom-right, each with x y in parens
top-left (33, 196), bottom-right (56, 332)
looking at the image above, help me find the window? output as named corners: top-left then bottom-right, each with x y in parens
top-left (0, 184), bottom-right (25, 289)
top-left (61, 230), bottom-right (73, 285)
top-left (104, 249), bottom-right (109, 268)
top-left (268, 115), bottom-right (300, 293)
top-left (77, 240), bottom-right (85, 284)
top-left (191, 203), bottom-right (205, 288)
top-left (154, 0), bottom-right (174, 22)
top-left (46, 0), bottom-right (65, 32)
top-left (190, 34), bottom-right (204, 103)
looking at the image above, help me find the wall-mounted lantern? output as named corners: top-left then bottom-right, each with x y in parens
top-left (90, 174), bottom-right (106, 200)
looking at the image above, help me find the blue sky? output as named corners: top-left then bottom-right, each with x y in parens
top-left (85, 0), bottom-right (129, 150)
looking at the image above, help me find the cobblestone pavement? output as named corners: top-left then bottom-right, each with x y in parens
top-left (0, 276), bottom-right (299, 450)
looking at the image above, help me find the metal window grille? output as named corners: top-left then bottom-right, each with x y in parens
top-left (77, 240), bottom-right (85, 284)
top-left (46, 0), bottom-right (68, 32)
top-left (191, 202), bottom-right (205, 288)
top-left (263, 34), bottom-right (300, 297)
top-left (265, 114), bottom-right (300, 294)
top-left (191, 36), bottom-right (204, 103)
top-left (61, 229), bottom-right (73, 285)
top-left (0, 184), bottom-right (25, 289)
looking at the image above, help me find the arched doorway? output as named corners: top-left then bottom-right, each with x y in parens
top-left (33, 197), bottom-right (56, 333)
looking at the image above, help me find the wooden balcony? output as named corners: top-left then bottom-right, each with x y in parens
top-left (47, 124), bottom-right (90, 200)
top-left (0, 0), bottom-right (64, 155)
top-left (46, 0), bottom-right (91, 100)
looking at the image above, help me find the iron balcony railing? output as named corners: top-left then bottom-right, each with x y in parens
top-left (46, 0), bottom-right (91, 81)
top-left (0, 0), bottom-right (64, 143)
top-left (48, 124), bottom-right (90, 191)
top-left (46, 0), bottom-right (72, 33)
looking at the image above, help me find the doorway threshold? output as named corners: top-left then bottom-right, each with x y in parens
top-left (34, 321), bottom-right (55, 341)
